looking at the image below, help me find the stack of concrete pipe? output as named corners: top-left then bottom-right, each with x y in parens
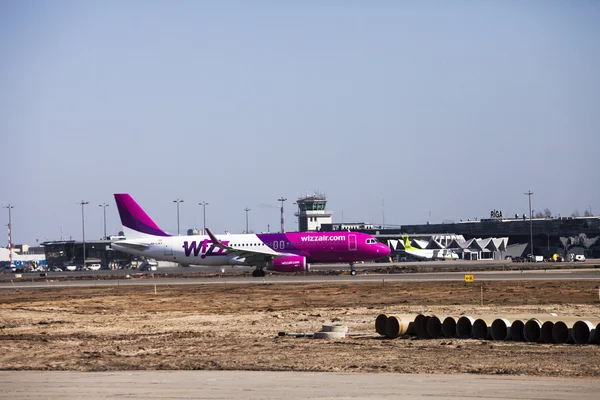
top-left (375, 313), bottom-right (600, 345)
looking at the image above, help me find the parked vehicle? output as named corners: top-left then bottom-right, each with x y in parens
top-left (567, 253), bottom-right (586, 262)
top-left (527, 254), bottom-right (544, 262)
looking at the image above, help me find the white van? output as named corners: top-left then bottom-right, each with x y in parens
top-left (87, 264), bottom-right (102, 271)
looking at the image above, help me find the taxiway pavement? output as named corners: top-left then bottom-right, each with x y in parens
top-left (1, 371), bottom-right (598, 399)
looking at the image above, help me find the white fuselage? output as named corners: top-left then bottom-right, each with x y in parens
top-left (112, 234), bottom-right (270, 266)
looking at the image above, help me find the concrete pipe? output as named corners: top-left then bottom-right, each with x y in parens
top-left (321, 323), bottom-right (348, 333)
top-left (520, 316), bottom-right (591, 324)
top-left (442, 317), bottom-right (457, 338)
top-left (552, 321), bottom-right (574, 344)
top-left (490, 315), bottom-right (586, 342)
top-left (470, 316), bottom-right (501, 339)
top-left (573, 320), bottom-right (596, 345)
top-left (472, 318), bottom-right (495, 340)
top-left (385, 315), bottom-right (416, 338)
top-left (490, 315), bottom-right (553, 341)
top-left (524, 318), bottom-right (543, 342)
top-left (491, 318), bottom-right (512, 341)
top-left (416, 315), bottom-right (433, 339)
top-left (426, 315), bottom-right (447, 339)
top-left (511, 320), bottom-right (525, 341)
top-left (411, 314), bottom-right (426, 337)
top-left (313, 331), bottom-right (346, 339)
top-left (375, 314), bottom-right (388, 336)
top-left (533, 316), bottom-right (595, 344)
top-left (456, 316), bottom-right (475, 338)
top-left (540, 321), bottom-right (555, 343)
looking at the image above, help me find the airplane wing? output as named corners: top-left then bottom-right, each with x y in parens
top-left (205, 228), bottom-right (282, 260)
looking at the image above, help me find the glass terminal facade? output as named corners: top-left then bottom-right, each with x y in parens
top-left (42, 240), bottom-right (135, 269)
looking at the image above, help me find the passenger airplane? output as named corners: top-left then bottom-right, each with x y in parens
top-left (402, 235), bottom-right (459, 261)
top-left (111, 193), bottom-right (391, 277)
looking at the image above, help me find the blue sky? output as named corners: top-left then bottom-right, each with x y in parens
top-left (1, 0), bottom-right (599, 244)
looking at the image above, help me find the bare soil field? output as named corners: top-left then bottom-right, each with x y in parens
top-left (1, 280), bottom-right (600, 377)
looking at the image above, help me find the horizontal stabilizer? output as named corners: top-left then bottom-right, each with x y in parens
top-left (111, 241), bottom-right (150, 252)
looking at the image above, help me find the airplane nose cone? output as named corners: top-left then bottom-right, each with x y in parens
top-left (378, 244), bottom-right (391, 257)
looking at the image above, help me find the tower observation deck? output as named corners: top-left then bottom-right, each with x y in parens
top-left (294, 193), bottom-right (333, 232)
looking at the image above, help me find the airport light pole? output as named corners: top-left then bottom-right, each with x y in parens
top-left (293, 202), bottom-right (299, 230)
top-left (99, 203), bottom-right (109, 239)
top-left (173, 199), bottom-right (184, 235)
top-left (3, 204), bottom-right (14, 266)
top-left (524, 191), bottom-right (533, 257)
top-left (244, 207), bottom-right (250, 233)
top-left (198, 201), bottom-right (209, 234)
top-left (278, 197), bottom-right (287, 233)
top-left (78, 201), bottom-right (89, 268)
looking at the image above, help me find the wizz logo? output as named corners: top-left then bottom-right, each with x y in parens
top-left (183, 240), bottom-right (230, 258)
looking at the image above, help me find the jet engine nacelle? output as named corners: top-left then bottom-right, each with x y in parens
top-left (267, 256), bottom-right (309, 273)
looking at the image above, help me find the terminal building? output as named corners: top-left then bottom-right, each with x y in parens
top-left (41, 237), bottom-right (136, 270)
top-left (297, 195), bottom-right (600, 260)
top-left (394, 215), bottom-right (600, 259)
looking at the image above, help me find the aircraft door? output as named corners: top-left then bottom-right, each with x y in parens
top-left (164, 243), bottom-right (173, 256)
top-left (348, 234), bottom-right (357, 251)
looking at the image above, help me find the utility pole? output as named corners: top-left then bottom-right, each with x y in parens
top-left (78, 201), bottom-right (89, 267)
top-left (524, 191), bottom-right (533, 257)
top-left (278, 197), bottom-right (287, 233)
top-left (244, 207), bottom-right (250, 233)
top-left (99, 203), bottom-right (109, 239)
top-left (173, 199), bottom-right (184, 235)
top-left (198, 201), bottom-right (209, 234)
top-left (3, 204), bottom-right (14, 267)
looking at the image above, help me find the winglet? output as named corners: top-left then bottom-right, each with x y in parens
top-left (205, 228), bottom-right (229, 250)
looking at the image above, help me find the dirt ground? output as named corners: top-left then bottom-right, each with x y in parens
top-left (1, 279), bottom-right (600, 377)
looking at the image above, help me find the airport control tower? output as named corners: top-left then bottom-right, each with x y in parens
top-left (294, 193), bottom-right (333, 232)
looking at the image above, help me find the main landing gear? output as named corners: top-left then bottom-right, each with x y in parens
top-left (252, 269), bottom-right (266, 278)
top-left (350, 263), bottom-right (357, 276)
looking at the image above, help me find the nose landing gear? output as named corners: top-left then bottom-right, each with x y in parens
top-left (350, 263), bottom-right (357, 276)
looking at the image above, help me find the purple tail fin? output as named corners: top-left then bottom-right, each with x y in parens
top-left (114, 194), bottom-right (170, 237)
